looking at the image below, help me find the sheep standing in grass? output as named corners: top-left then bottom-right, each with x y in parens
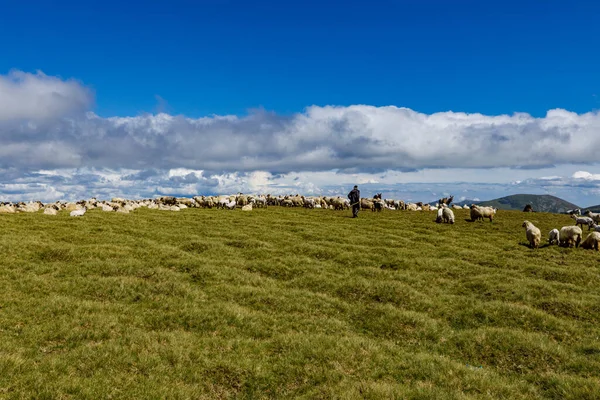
top-left (589, 223), bottom-right (600, 233)
top-left (585, 211), bottom-right (600, 224)
top-left (470, 205), bottom-right (496, 222)
top-left (559, 226), bottom-right (583, 248)
top-left (548, 229), bottom-right (560, 245)
top-left (571, 214), bottom-right (594, 230)
top-left (522, 220), bottom-right (541, 248)
top-left (581, 232), bottom-right (600, 251)
top-left (442, 207), bottom-right (455, 224)
top-left (436, 207), bottom-right (443, 223)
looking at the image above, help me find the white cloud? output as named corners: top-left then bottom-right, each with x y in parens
top-left (0, 106), bottom-right (600, 173)
top-left (0, 70), bottom-right (92, 121)
top-left (572, 171), bottom-right (600, 181)
top-left (2, 71), bottom-right (600, 174)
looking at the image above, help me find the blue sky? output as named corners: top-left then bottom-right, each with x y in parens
top-left (1, 1), bottom-right (600, 206)
top-left (2, 0), bottom-right (598, 117)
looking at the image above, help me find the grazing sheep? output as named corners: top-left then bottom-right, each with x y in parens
top-left (254, 197), bottom-right (268, 208)
top-left (406, 203), bottom-right (418, 211)
top-left (580, 232), bottom-right (600, 251)
top-left (242, 204), bottom-right (252, 211)
top-left (374, 200), bottom-right (384, 212)
top-left (225, 200), bottom-right (237, 210)
top-left (442, 207), bottom-right (455, 224)
top-left (585, 211), bottom-right (600, 224)
top-left (470, 205), bottom-right (496, 222)
top-left (589, 223), bottom-right (600, 233)
top-left (523, 204), bottom-right (534, 212)
top-left (70, 207), bottom-right (87, 217)
top-left (548, 229), bottom-right (560, 245)
top-left (522, 220), bottom-right (541, 248)
top-left (567, 208), bottom-right (582, 216)
top-left (281, 199), bottom-right (294, 207)
top-left (43, 208), bottom-right (58, 215)
top-left (462, 205), bottom-right (470, 210)
top-left (452, 204), bottom-right (462, 210)
top-left (361, 198), bottom-right (375, 211)
top-left (0, 205), bottom-right (16, 214)
top-left (435, 207), bottom-right (443, 223)
top-left (559, 226), bottom-right (583, 248)
top-left (571, 214), bottom-right (594, 230)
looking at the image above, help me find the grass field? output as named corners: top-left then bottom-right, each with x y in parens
top-left (1, 207), bottom-right (599, 399)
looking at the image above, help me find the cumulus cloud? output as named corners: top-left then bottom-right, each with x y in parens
top-left (2, 104), bottom-right (600, 173)
top-left (572, 171), bottom-right (600, 181)
top-left (0, 70), bottom-right (92, 121)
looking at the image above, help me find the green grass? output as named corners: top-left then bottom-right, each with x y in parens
top-left (1, 207), bottom-right (599, 399)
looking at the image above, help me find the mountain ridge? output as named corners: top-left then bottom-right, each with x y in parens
top-left (451, 194), bottom-right (582, 214)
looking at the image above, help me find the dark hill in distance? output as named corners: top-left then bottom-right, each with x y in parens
top-left (586, 204), bottom-right (600, 213)
top-left (454, 194), bottom-right (580, 214)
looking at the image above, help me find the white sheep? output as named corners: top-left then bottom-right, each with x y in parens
top-left (559, 226), bottom-right (583, 248)
top-left (588, 223), bottom-right (600, 233)
top-left (406, 203), bottom-right (418, 211)
top-left (522, 220), bottom-right (541, 248)
top-left (548, 229), bottom-right (560, 245)
top-left (581, 232), bottom-right (600, 251)
top-left (43, 208), bottom-right (58, 216)
top-left (225, 200), bottom-right (237, 210)
top-left (436, 207), bottom-right (444, 223)
top-left (70, 206), bottom-right (87, 217)
top-left (442, 207), bottom-right (455, 224)
top-left (470, 205), bottom-right (496, 222)
top-left (585, 211), bottom-right (600, 224)
top-left (571, 214), bottom-right (594, 230)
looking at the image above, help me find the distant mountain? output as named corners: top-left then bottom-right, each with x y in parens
top-left (585, 204), bottom-right (600, 213)
top-left (453, 194), bottom-right (580, 214)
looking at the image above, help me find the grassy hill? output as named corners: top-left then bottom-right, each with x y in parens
top-left (457, 194), bottom-right (580, 214)
top-left (1, 207), bottom-right (599, 398)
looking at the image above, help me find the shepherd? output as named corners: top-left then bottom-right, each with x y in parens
top-left (348, 185), bottom-right (360, 218)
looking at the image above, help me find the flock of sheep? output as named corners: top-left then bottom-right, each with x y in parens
top-left (0, 193), bottom-right (483, 216)
top-left (1, 192), bottom-right (598, 251)
top-left (522, 211), bottom-right (600, 251)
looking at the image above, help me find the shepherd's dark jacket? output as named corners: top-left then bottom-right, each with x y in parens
top-left (348, 189), bottom-right (360, 204)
